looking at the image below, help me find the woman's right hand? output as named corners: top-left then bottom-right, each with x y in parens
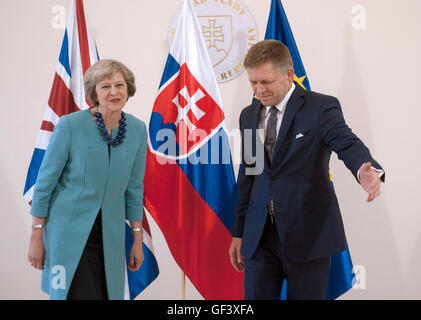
top-left (28, 231), bottom-right (45, 270)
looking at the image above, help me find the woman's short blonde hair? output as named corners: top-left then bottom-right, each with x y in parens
top-left (84, 59), bottom-right (136, 106)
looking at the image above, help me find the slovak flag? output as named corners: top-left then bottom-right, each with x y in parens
top-left (144, 0), bottom-right (244, 299)
top-left (23, 0), bottom-right (158, 300)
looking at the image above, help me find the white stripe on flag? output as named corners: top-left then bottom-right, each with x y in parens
top-left (156, 69), bottom-right (180, 95)
top-left (70, 29), bottom-right (88, 110)
top-left (66, 2), bottom-right (89, 111)
top-left (66, 1), bottom-right (76, 71)
top-left (35, 129), bottom-right (53, 150)
top-left (142, 227), bottom-right (154, 254)
top-left (24, 185), bottom-right (35, 204)
top-left (124, 262), bottom-right (130, 300)
top-left (169, 0), bottom-right (222, 108)
top-left (56, 62), bottom-right (72, 90)
top-left (43, 105), bottom-right (60, 126)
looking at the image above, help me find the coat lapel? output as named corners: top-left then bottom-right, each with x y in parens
top-left (249, 100), bottom-right (261, 131)
top-left (271, 83), bottom-right (306, 167)
top-left (247, 100), bottom-right (270, 170)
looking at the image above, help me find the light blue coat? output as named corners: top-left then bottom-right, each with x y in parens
top-left (30, 109), bottom-right (147, 300)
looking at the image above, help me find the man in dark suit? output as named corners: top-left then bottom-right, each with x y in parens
top-left (229, 40), bottom-right (384, 300)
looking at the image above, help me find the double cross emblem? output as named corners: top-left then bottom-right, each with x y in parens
top-left (173, 86), bottom-right (206, 132)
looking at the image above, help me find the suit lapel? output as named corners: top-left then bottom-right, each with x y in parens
top-left (271, 83), bottom-right (306, 167)
top-left (248, 101), bottom-right (270, 169)
top-left (247, 100), bottom-right (261, 131)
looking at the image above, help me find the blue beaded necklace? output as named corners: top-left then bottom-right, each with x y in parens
top-left (94, 109), bottom-right (127, 146)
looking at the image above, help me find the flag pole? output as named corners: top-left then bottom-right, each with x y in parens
top-left (181, 271), bottom-right (186, 299)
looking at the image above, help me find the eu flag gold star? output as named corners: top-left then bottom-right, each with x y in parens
top-left (294, 74), bottom-right (308, 90)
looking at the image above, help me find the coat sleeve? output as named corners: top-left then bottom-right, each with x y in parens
top-left (125, 120), bottom-right (148, 222)
top-left (30, 116), bottom-right (71, 218)
top-left (318, 96), bottom-right (385, 182)
top-left (232, 109), bottom-right (256, 238)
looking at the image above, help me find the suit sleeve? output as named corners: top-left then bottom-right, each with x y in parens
top-left (30, 116), bottom-right (71, 218)
top-left (232, 110), bottom-right (255, 238)
top-left (318, 97), bottom-right (385, 182)
top-left (125, 120), bottom-right (147, 222)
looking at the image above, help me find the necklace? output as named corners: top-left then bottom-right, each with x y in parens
top-left (94, 110), bottom-right (127, 146)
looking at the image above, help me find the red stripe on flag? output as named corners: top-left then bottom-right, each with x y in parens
top-left (40, 121), bottom-right (55, 132)
top-left (144, 148), bottom-right (244, 299)
top-left (75, 0), bottom-right (91, 76)
top-left (48, 73), bottom-right (79, 117)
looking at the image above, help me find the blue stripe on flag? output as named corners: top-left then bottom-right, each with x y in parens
top-left (58, 30), bottom-right (71, 77)
top-left (23, 148), bottom-right (46, 195)
top-left (326, 244), bottom-right (355, 299)
top-left (177, 128), bottom-right (237, 233)
top-left (265, 0), bottom-right (311, 90)
top-left (158, 54), bottom-right (180, 89)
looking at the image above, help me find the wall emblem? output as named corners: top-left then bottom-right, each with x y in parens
top-left (169, 0), bottom-right (258, 83)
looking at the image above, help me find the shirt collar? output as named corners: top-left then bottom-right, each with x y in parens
top-left (264, 82), bottom-right (296, 116)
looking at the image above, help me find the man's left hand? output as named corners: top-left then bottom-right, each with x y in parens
top-left (359, 162), bottom-right (381, 202)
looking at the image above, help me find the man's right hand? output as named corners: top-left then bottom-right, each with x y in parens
top-left (229, 237), bottom-right (244, 272)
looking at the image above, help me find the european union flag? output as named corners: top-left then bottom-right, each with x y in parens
top-left (265, 0), bottom-right (310, 90)
top-left (264, 0), bottom-right (356, 300)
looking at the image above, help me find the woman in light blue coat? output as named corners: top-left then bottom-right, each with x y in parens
top-left (28, 59), bottom-right (147, 300)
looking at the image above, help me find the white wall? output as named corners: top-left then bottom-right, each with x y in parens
top-left (1, 0), bottom-right (420, 299)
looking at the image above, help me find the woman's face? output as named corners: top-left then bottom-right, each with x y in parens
top-left (95, 71), bottom-right (128, 113)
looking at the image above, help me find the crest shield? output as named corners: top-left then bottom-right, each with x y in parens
top-left (197, 15), bottom-right (233, 68)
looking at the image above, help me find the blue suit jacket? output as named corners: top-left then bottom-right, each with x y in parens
top-left (233, 84), bottom-right (384, 262)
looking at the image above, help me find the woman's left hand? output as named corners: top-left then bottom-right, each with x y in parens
top-left (128, 242), bottom-right (144, 272)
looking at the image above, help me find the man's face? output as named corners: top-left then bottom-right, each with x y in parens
top-left (247, 62), bottom-right (294, 107)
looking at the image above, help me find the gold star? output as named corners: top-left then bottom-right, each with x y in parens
top-left (294, 74), bottom-right (308, 90)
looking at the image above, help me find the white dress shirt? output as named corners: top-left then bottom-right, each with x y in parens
top-left (258, 82), bottom-right (296, 143)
